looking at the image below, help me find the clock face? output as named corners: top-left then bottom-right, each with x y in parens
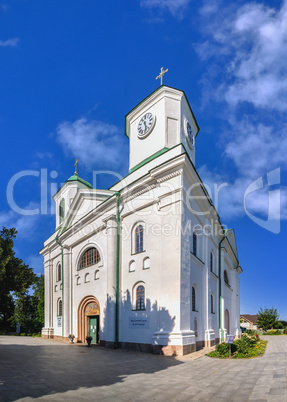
top-left (186, 121), bottom-right (195, 148)
top-left (137, 112), bottom-right (155, 138)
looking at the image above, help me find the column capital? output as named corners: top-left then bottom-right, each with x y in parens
top-left (62, 245), bottom-right (71, 255)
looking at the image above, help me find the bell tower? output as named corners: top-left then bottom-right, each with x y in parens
top-left (125, 85), bottom-right (199, 172)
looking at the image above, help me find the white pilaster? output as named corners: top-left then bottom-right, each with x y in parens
top-left (44, 260), bottom-right (51, 328)
top-left (104, 215), bottom-right (117, 342)
top-left (63, 246), bottom-right (71, 337)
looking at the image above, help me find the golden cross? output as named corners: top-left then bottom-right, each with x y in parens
top-left (74, 158), bottom-right (79, 175)
top-left (156, 67), bottom-right (168, 86)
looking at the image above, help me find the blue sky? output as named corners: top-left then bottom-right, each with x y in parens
top-left (1, 0), bottom-right (287, 318)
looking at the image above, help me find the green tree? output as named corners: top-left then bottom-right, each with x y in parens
top-left (0, 227), bottom-right (36, 332)
top-left (11, 292), bottom-right (36, 333)
top-left (32, 275), bottom-right (44, 331)
top-left (10, 276), bottom-right (44, 334)
top-left (257, 307), bottom-right (279, 331)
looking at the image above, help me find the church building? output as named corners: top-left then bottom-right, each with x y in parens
top-left (41, 82), bottom-right (242, 356)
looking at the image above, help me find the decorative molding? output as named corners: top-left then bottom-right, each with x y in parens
top-left (124, 183), bottom-right (157, 202)
top-left (156, 169), bottom-right (182, 184)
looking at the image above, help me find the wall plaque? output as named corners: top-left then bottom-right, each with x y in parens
top-left (129, 317), bottom-right (150, 329)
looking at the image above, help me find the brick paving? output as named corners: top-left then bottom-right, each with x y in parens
top-left (0, 335), bottom-right (286, 401)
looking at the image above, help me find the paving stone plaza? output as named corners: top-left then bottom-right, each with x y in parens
top-left (0, 335), bottom-right (286, 401)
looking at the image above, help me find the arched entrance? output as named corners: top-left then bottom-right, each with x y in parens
top-left (225, 309), bottom-right (230, 334)
top-left (78, 296), bottom-right (100, 343)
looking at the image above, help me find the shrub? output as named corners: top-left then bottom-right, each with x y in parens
top-left (274, 321), bottom-right (284, 329)
top-left (213, 342), bottom-right (237, 357)
top-left (208, 333), bottom-right (267, 359)
top-left (267, 329), bottom-right (281, 335)
top-left (215, 342), bottom-right (229, 356)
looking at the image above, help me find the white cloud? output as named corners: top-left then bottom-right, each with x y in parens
top-left (199, 165), bottom-right (287, 225)
top-left (56, 118), bottom-right (128, 170)
top-left (194, 1), bottom-right (287, 227)
top-left (0, 202), bottom-right (41, 240)
top-left (0, 38), bottom-right (18, 47)
top-left (36, 152), bottom-right (54, 160)
top-left (224, 121), bottom-right (287, 178)
top-left (140, 0), bottom-right (190, 16)
top-left (197, 0), bottom-right (287, 111)
top-left (199, 0), bottom-right (220, 17)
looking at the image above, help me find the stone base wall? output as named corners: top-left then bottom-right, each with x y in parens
top-left (100, 340), bottom-right (115, 349)
top-left (195, 340), bottom-right (205, 351)
top-left (120, 342), bottom-right (153, 354)
top-left (204, 339), bottom-right (215, 347)
top-left (101, 340), bottom-right (196, 356)
top-left (41, 334), bottom-right (50, 339)
top-left (41, 334), bottom-right (78, 344)
top-left (154, 343), bottom-right (196, 356)
top-left (41, 336), bottom-right (219, 357)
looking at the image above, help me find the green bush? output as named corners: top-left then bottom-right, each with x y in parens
top-left (274, 321), bottom-right (284, 329)
top-left (208, 333), bottom-right (266, 359)
top-left (231, 333), bottom-right (256, 356)
top-left (20, 333), bottom-right (26, 336)
top-left (266, 329), bottom-right (281, 335)
top-left (213, 342), bottom-right (237, 357)
top-left (215, 342), bottom-right (229, 356)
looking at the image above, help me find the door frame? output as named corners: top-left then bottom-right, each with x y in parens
top-left (78, 296), bottom-right (100, 343)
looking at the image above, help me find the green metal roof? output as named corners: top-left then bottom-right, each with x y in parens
top-left (67, 174), bottom-right (93, 189)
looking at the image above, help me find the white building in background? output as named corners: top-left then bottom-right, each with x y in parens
top-left (41, 84), bottom-right (242, 356)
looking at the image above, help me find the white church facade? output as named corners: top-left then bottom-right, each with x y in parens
top-left (41, 85), bottom-right (242, 356)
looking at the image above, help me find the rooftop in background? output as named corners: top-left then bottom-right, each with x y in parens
top-left (240, 314), bottom-right (258, 324)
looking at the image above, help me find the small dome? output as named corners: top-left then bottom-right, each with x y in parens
top-left (67, 174), bottom-right (93, 189)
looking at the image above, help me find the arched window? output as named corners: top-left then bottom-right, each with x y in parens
top-left (224, 270), bottom-right (229, 285)
top-left (94, 270), bottom-right (99, 280)
top-left (192, 286), bottom-right (196, 311)
top-left (135, 225), bottom-right (144, 253)
top-left (194, 317), bottom-right (198, 337)
top-left (193, 232), bottom-right (197, 256)
top-left (129, 261), bottom-right (135, 272)
top-left (79, 247), bottom-right (100, 270)
top-left (136, 285), bottom-right (145, 310)
top-left (85, 273), bottom-right (90, 283)
top-left (58, 299), bottom-right (62, 316)
top-left (59, 198), bottom-right (65, 223)
top-left (210, 252), bottom-right (213, 272)
top-left (76, 277), bottom-right (81, 285)
top-left (143, 257), bottom-right (150, 270)
top-left (211, 294), bottom-right (214, 313)
top-left (57, 264), bottom-right (62, 282)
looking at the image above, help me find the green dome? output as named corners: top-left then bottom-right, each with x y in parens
top-left (67, 174), bottom-right (93, 189)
